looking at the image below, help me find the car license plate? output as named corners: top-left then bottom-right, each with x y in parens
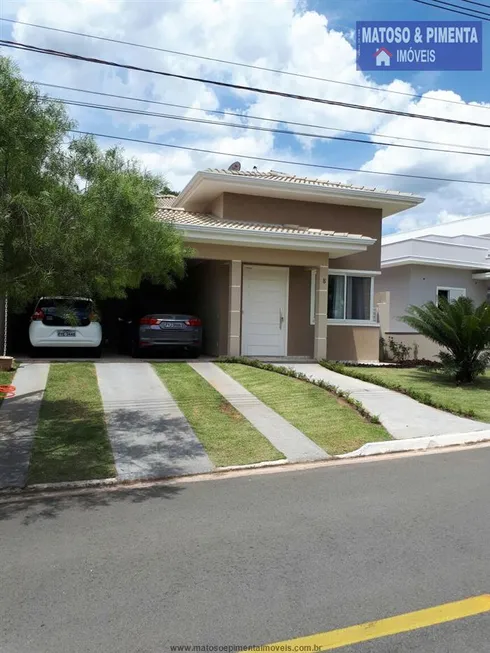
top-left (57, 330), bottom-right (76, 337)
top-left (160, 321), bottom-right (183, 329)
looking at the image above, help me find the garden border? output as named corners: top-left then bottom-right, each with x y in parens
top-left (320, 361), bottom-right (477, 419)
top-left (217, 356), bottom-right (382, 425)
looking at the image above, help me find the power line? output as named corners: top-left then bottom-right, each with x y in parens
top-left (1, 16), bottom-right (487, 112)
top-left (460, 0), bottom-right (490, 7)
top-left (3, 39), bottom-right (490, 130)
top-left (430, 0), bottom-right (490, 17)
top-left (69, 128), bottom-right (490, 187)
top-left (51, 96), bottom-right (490, 159)
top-left (412, 0), bottom-right (490, 20)
top-left (36, 81), bottom-right (490, 153)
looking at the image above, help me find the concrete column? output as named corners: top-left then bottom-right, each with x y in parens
top-left (227, 260), bottom-right (242, 356)
top-left (314, 265), bottom-right (328, 360)
top-left (0, 295), bottom-right (5, 355)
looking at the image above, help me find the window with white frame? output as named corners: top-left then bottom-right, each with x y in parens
top-left (310, 270), bottom-right (375, 324)
top-left (436, 287), bottom-right (466, 305)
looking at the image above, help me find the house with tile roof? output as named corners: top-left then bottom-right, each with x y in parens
top-left (156, 167), bottom-right (424, 362)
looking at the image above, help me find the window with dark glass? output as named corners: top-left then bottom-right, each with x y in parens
top-left (325, 274), bottom-right (372, 321)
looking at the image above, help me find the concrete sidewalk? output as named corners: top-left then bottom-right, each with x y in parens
top-left (190, 362), bottom-right (329, 462)
top-left (0, 363), bottom-right (50, 488)
top-left (285, 363), bottom-right (489, 440)
top-left (96, 363), bottom-right (214, 480)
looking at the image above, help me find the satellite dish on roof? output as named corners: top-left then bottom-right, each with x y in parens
top-left (228, 161), bottom-right (241, 172)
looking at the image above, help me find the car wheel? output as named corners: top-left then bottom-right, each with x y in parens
top-left (93, 345), bottom-right (102, 359)
top-left (188, 347), bottom-right (201, 359)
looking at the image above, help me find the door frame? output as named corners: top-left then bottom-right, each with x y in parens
top-left (241, 264), bottom-right (289, 356)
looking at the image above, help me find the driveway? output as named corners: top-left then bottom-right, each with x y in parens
top-left (96, 362), bottom-right (215, 480)
top-left (285, 363), bottom-right (490, 440)
top-left (0, 364), bottom-right (49, 488)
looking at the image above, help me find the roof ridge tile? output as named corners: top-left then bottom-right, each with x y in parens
top-left (203, 167), bottom-right (416, 197)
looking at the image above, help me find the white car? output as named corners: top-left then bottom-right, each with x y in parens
top-left (29, 297), bottom-right (102, 356)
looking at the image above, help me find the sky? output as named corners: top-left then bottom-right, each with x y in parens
top-left (1, 0), bottom-right (490, 235)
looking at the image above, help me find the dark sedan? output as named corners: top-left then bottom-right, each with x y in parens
top-left (123, 313), bottom-right (202, 358)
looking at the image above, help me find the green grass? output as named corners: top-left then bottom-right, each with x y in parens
top-left (0, 368), bottom-right (16, 406)
top-left (28, 363), bottom-right (115, 484)
top-left (153, 363), bottom-right (284, 466)
top-left (329, 365), bottom-right (490, 423)
top-left (218, 363), bottom-right (390, 455)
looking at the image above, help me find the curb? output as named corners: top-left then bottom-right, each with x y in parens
top-left (212, 459), bottom-right (288, 473)
top-left (338, 429), bottom-right (490, 458)
top-left (0, 459), bottom-right (288, 495)
top-left (2, 434), bottom-right (490, 496)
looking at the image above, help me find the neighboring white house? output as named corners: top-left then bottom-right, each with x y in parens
top-left (375, 214), bottom-right (490, 359)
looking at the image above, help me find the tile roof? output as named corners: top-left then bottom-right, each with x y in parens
top-left (205, 168), bottom-right (417, 198)
top-left (155, 203), bottom-right (371, 241)
top-left (156, 195), bottom-right (177, 208)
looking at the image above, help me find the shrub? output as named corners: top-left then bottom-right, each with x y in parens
top-left (401, 297), bottom-right (490, 383)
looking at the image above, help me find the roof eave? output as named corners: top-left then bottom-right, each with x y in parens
top-left (382, 256), bottom-right (490, 270)
top-left (174, 171), bottom-right (424, 217)
top-left (176, 223), bottom-right (376, 255)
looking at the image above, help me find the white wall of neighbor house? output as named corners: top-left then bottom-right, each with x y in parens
top-left (374, 266), bottom-right (411, 332)
top-left (409, 266), bottom-right (487, 319)
top-left (376, 264), bottom-right (489, 360)
top-left (376, 265), bottom-right (489, 333)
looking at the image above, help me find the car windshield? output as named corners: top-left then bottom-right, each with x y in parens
top-left (36, 298), bottom-right (94, 327)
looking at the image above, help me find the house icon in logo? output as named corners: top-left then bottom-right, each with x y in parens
top-left (374, 47), bottom-right (392, 67)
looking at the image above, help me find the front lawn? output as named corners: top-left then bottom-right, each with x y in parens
top-left (153, 363), bottom-right (284, 466)
top-left (218, 363), bottom-right (390, 455)
top-left (335, 366), bottom-right (490, 422)
top-left (28, 363), bottom-right (115, 484)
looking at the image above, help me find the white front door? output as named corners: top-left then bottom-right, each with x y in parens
top-left (242, 265), bottom-right (289, 356)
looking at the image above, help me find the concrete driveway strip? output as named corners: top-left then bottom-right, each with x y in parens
top-left (189, 362), bottom-right (329, 462)
top-left (285, 363), bottom-right (489, 440)
top-left (0, 363), bottom-right (50, 489)
top-left (96, 363), bottom-right (214, 480)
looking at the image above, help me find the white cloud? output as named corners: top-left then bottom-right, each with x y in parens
top-left (3, 0), bottom-right (490, 230)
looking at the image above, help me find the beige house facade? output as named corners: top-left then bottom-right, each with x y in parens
top-left (158, 168), bottom-right (424, 362)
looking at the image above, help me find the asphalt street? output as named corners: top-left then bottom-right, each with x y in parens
top-left (2, 447), bottom-right (490, 652)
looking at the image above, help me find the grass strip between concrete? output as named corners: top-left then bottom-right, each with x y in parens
top-left (322, 362), bottom-right (490, 422)
top-left (218, 360), bottom-right (390, 455)
top-left (28, 363), bottom-right (115, 484)
top-left (153, 363), bottom-right (284, 466)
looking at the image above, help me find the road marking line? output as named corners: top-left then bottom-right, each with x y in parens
top-left (249, 595), bottom-right (490, 652)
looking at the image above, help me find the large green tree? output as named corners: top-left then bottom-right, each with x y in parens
top-left (0, 57), bottom-right (186, 310)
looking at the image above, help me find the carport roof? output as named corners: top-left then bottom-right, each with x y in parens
top-left (156, 195), bottom-right (177, 208)
top-left (156, 204), bottom-right (370, 239)
top-left (155, 203), bottom-right (376, 256)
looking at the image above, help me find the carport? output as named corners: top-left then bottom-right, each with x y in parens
top-left (98, 258), bottom-right (229, 356)
top-left (5, 259), bottom-right (229, 358)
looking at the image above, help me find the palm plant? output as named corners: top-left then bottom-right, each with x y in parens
top-left (401, 297), bottom-right (490, 383)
